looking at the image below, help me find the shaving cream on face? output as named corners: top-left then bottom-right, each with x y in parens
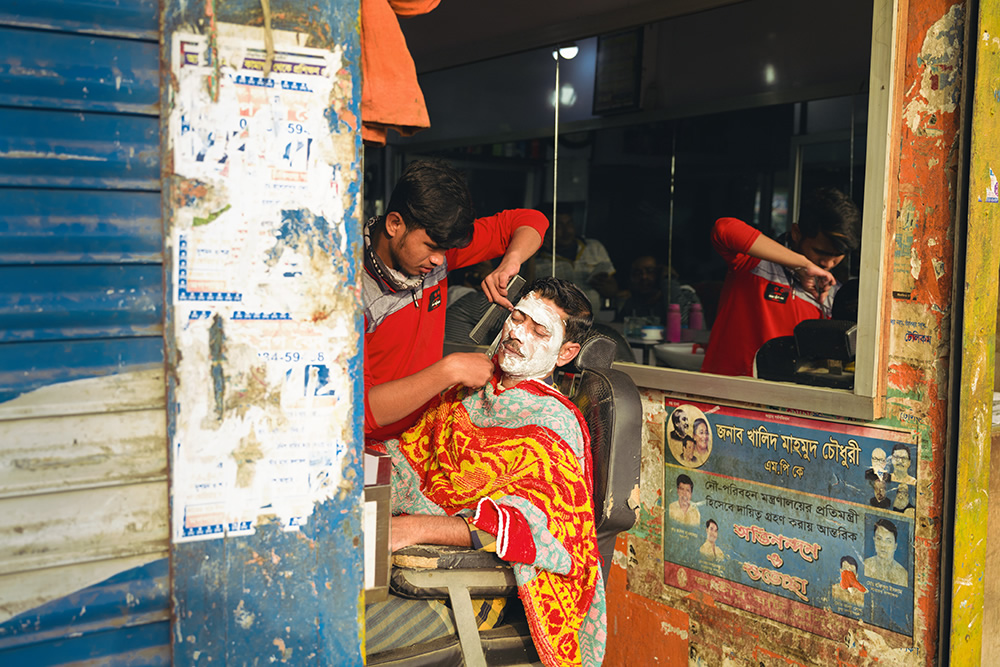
top-left (498, 294), bottom-right (566, 383)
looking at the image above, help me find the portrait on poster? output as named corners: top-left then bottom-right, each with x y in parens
top-left (663, 400), bottom-right (917, 639)
top-left (665, 404), bottom-right (713, 468)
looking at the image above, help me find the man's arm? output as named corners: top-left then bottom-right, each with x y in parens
top-left (744, 233), bottom-right (835, 302)
top-left (366, 352), bottom-right (494, 430)
top-left (481, 225), bottom-right (543, 309)
top-left (391, 514), bottom-right (471, 552)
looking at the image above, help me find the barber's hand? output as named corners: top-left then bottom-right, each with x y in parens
top-left (480, 260), bottom-right (522, 310)
top-left (792, 263), bottom-right (835, 302)
top-left (443, 352), bottom-right (494, 388)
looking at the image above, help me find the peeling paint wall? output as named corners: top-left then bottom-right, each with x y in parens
top-left (607, 1), bottom-right (968, 664)
top-left (162, 0), bottom-right (364, 663)
top-left (951, 0), bottom-right (1000, 662)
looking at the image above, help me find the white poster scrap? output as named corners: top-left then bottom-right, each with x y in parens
top-left (168, 26), bottom-right (357, 542)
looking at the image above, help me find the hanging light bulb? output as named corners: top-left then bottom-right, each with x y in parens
top-left (551, 43), bottom-right (579, 60)
top-left (558, 45), bottom-right (579, 60)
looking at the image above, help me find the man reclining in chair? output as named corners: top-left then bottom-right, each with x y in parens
top-left (366, 277), bottom-right (605, 667)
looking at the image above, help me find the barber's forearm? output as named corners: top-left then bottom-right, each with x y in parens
top-left (367, 363), bottom-right (454, 428)
top-left (391, 515), bottom-right (472, 552)
top-left (367, 352), bottom-right (494, 428)
top-left (746, 234), bottom-right (810, 271)
top-left (499, 226), bottom-right (543, 267)
top-left (482, 227), bottom-right (543, 308)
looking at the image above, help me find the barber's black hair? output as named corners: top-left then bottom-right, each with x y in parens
top-left (892, 443), bottom-right (911, 457)
top-left (874, 518), bottom-right (898, 540)
top-left (706, 518), bottom-right (718, 530)
top-left (520, 277), bottom-right (593, 344)
top-left (797, 187), bottom-right (861, 254)
top-left (841, 555), bottom-right (858, 569)
top-left (676, 473), bottom-right (693, 489)
top-left (387, 160), bottom-right (475, 249)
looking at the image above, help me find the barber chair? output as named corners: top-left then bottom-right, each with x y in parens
top-left (366, 334), bottom-right (642, 667)
top-left (589, 322), bottom-right (636, 364)
top-left (754, 319), bottom-right (857, 389)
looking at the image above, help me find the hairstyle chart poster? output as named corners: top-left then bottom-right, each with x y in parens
top-left (662, 399), bottom-right (918, 640)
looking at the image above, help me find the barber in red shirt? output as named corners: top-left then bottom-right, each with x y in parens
top-left (701, 187), bottom-right (861, 377)
top-left (362, 160), bottom-right (547, 440)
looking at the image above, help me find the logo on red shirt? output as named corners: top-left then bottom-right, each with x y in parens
top-left (764, 283), bottom-right (790, 303)
top-left (428, 288), bottom-right (442, 311)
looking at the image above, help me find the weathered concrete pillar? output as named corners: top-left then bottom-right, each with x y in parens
top-left (160, 0), bottom-right (364, 662)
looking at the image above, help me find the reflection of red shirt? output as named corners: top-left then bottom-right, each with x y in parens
top-left (701, 217), bottom-right (837, 377)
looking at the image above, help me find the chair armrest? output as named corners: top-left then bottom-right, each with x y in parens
top-left (391, 544), bottom-right (517, 599)
top-left (393, 544), bottom-right (507, 570)
top-left (391, 566), bottom-right (517, 599)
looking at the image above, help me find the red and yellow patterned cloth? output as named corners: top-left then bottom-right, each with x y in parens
top-left (385, 373), bottom-right (606, 667)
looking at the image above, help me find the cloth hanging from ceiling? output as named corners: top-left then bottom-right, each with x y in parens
top-left (360, 0), bottom-right (439, 145)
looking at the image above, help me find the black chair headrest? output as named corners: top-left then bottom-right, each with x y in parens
top-left (568, 334), bottom-right (616, 373)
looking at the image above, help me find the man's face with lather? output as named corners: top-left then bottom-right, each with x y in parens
top-left (497, 293), bottom-right (567, 382)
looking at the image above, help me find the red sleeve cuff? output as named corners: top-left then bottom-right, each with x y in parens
top-left (471, 498), bottom-right (536, 564)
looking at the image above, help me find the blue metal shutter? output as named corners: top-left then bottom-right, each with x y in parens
top-left (0, 0), bottom-right (169, 664)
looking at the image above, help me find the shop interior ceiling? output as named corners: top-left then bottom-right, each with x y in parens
top-left (400, 0), bottom-right (743, 72)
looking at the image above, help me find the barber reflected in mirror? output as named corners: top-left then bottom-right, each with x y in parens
top-left (701, 187), bottom-right (861, 377)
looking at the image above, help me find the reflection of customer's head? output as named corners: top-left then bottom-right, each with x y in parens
top-left (873, 518), bottom-right (899, 560)
top-left (671, 408), bottom-right (689, 438)
top-left (892, 444), bottom-right (912, 475)
top-left (676, 474), bottom-right (693, 509)
top-left (704, 519), bottom-right (718, 544)
top-left (832, 278), bottom-right (861, 321)
top-left (541, 208), bottom-right (578, 255)
top-left (629, 256), bottom-right (660, 295)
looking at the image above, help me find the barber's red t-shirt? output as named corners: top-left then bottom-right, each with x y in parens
top-left (362, 209), bottom-right (548, 440)
top-left (701, 217), bottom-right (834, 377)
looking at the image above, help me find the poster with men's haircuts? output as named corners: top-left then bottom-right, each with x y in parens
top-left (662, 399), bottom-right (918, 641)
